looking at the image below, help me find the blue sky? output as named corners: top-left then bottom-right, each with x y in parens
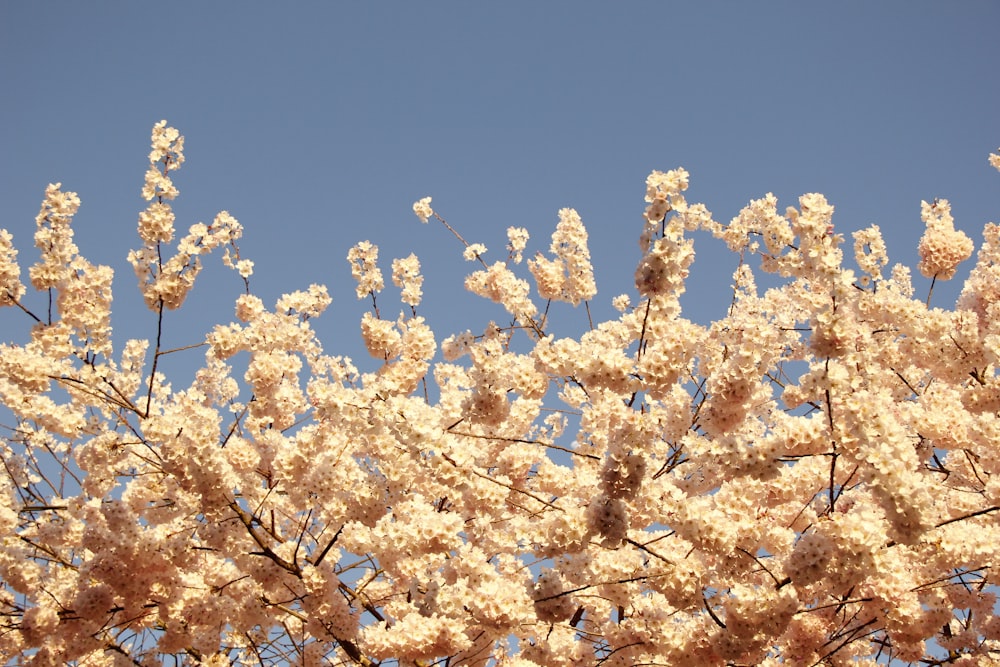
top-left (2, 2), bottom-right (999, 375)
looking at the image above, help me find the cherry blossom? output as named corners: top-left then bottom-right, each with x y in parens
top-left (1, 121), bottom-right (999, 666)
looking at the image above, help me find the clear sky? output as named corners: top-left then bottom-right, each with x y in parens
top-left (2, 2), bottom-right (999, 374)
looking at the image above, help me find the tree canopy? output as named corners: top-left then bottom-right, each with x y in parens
top-left (2, 123), bottom-right (1000, 666)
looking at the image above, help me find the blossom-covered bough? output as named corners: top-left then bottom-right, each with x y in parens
top-left (1, 122), bottom-right (999, 666)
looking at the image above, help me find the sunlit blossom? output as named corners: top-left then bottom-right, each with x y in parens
top-left (413, 196), bottom-right (434, 223)
top-left (1, 122), bottom-right (999, 667)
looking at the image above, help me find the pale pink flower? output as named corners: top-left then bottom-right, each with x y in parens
top-left (392, 253), bottom-right (423, 307)
top-left (464, 261), bottom-right (538, 321)
top-left (5, 121), bottom-right (999, 667)
top-left (463, 242), bottom-right (487, 261)
top-left (527, 208), bottom-right (596, 306)
top-left (413, 196), bottom-right (434, 223)
top-left (852, 224), bottom-right (888, 283)
top-left (917, 198), bottom-right (973, 280)
top-left (0, 229), bottom-right (25, 306)
top-left (347, 240), bottom-right (384, 298)
top-left (643, 167), bottom-right (689, 222)
top-left (506, 226), bottom-right (529, 264)
top-left (30, 183), bottom-right (80, 291)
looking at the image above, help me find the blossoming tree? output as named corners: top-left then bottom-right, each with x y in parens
top-left (2, 122), bottom-right (1000, 666)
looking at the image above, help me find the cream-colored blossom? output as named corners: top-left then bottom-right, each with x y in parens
top-left (644, 167), bottom-right (689, 222)
top-left (441, 330), bottom-right (474, 361)
top-left (413, 196), bottom-right (434, 223)
top-left (917, 198), bottom-right (974, 280)
top-left (635, 233), bottom-right (694, 298)
top-left (506, 226), bottom-right (529, 264)
top-left (5, 123), bottom-right (999, 667)
top-left (0, 229), bottom-right (25, 306)
top-left (347, 240), bottom-right (384, 298)
top-left (853, 224), bottom-right (888, 283)
top-left (275, 283), bottom-right (331, 319)
top-left (957, 222), bottom-right (1000, 330)
top-left (360, 311), bottom-right (402, 359)
top-left (58, 257), bottom-right (114, 357)
top-left (222, 246), bottom-right (254, 279)
top-left (141, 166), bottom-right (178, 201)
top-left (30, 183), bottom-right (80, 291)
top-left (463, 242), bottom-right (487, 262)
top-left (129, 134), bottom-right (244, 311)
top-left (136, 201), bottom-right (175, 244)
top-left (391, 253), bottom-right (423, 307)
top-left (527, 208), bottom-right (597, 306)
top-left (149, 119), bottom-right (185, 168)
top-left (464, 261), bottom-right (538, 321)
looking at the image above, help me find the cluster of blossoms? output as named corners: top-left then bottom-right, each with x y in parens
top-left (527, 208), bottom-right (597, 307)
top-left (1, 122), bottom-right (1000, 666)
top-left (128, 120), bottom-right (245, 311)
top-left (918, 198), bottom-right (975, 280)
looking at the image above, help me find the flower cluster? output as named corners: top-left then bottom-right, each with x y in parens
top-left (413, 196), bottom-right (434, 223)
top-left (128, 123), bottom-right (245, 310)
top-left (347, 240), bottom-right (384, 299)
top-left (507, 226), bottom-right (530, 264)
top-left (392, 253), bottom-right (423, 307)
top-left (918, 198), bottom-right (974, 280)
top-left (1, 122), bottom-right (999, 667)
top-left (0, 229), bottom-right (24, 306)
top-left (527, 208), bottom-right (597, 306)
